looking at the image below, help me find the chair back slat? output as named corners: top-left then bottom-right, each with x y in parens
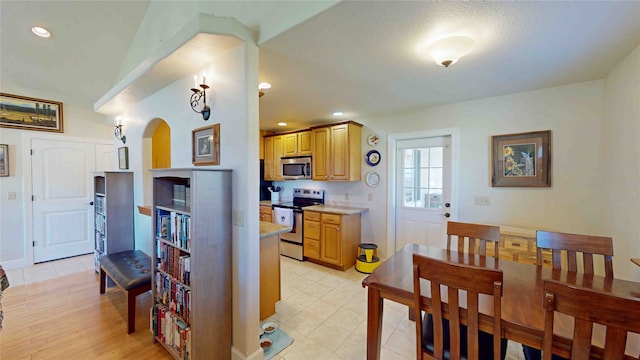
top-left (542, 279), bottom-right (640, 360)
top-left (413, 254), bottom-right (504, 360)
top-left (447, 221), bottom-right (500, 263)
top-left (536, 230), bottom-right (614, 278)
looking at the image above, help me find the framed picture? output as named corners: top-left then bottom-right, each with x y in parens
top-left (0, 93), bottom-right (63, 133)
top-left (0, 144), bottom-right (8, 177)
top-left (118, 147), bottom-right (129, 170)
top-left (192, 123), bottom-right (220, 166)
top-left (491, 130), bottom-right (551, 187)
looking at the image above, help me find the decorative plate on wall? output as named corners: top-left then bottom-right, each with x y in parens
top-left (365, 150), bottom-right (381, 166)
top-left (367, 134), bottom-right (379, 146)
top-left (365, 171), bottom-right (380, 188)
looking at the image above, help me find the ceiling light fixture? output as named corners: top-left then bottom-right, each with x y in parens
top-left (332, 111), bottom-right (344, 117)
top-left (258, 82), bottom-right (271, 98)
top-left (190, 74), bottom-right (211, 120)
top-left (277, 122), bottom-right (287, 127)
top-left (423, 35), bottom-right (475, 68)
top-left (31, 26), bottom-right (51, 38)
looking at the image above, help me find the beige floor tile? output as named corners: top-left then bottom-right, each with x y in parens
top-left (306, 320), bottom-right (352, 351)
top-left (281, 336), bottom-right (333, 360)
top-left (382, 325), bottom-right (415, 359)
top-left (334, 331), bottom-right (367, 360)
top-left (283, 309), bottom-right (326, 336)
top-left (325, 307), bottom-right (365, 332)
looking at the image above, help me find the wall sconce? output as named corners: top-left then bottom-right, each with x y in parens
top-left (190, 75), bottom-right (211, 121)
top-left (114, 116), bottom-right (126, 144)
top-left (422, 36), bottom-right (475, 68)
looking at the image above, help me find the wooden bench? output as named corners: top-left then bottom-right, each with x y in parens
top-left (99, 250), bottom-right (152, 334)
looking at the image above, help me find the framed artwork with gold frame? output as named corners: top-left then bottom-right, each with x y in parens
top-left (0, 93), bottom-right (63, 133)
top-left (192, 123), bottom-right (220, 166)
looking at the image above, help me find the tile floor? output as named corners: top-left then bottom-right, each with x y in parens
top-left (6, 254), bottom-right (525, 359)
top-left (266, 256), bottom-right (525, 360)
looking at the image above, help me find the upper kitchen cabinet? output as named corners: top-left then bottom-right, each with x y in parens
top-left (312, 121), bottom-right (362, 181)
top-left (283, 130), bottom-right (312, 157)
top-left (263, 134), bottom-right (284, 181)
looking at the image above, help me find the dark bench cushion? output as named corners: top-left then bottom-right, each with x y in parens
top-left (100, 250), bottom-right (151, 290)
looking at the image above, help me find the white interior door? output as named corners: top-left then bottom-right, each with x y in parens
top-left (32, 139), bottom-right (96, 262)
top-left (394, 136), bottom-right (451, 251)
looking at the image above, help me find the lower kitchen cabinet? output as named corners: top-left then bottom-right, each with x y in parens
top-left (303, 211), bottom-right (361, 270)
top-left (259, 204), bottom-right (273, 222)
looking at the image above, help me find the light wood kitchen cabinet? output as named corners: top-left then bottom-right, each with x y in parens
top-left (283, 130), bottom-right (312, 157)
top-left (263, 135), bottom-right (284, 181)
top-left (303, 210), bottom-right (361, 270)
top-left (311, 121), bottom-right (362, 181)
top-left (259, 204), bottom-right (273, 222)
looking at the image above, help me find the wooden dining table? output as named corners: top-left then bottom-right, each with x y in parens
top-left (362, 244), bottom-right (640, 360)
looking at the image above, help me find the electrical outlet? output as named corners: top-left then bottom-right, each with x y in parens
top-left (474, 196), bottom-right (490, 206)
top-left (368, 193), bottom-right (373, 201)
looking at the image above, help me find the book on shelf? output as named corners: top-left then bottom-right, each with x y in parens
top-left (172, 184), bottom-right (186, 207)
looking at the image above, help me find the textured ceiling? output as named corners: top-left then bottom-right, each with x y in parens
top-left (1, 1), bottom-right (639, 132)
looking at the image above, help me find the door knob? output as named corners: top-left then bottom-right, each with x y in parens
top-left (445, 203), bottom-right (451, 208)
top-left (443, 213), bottom-right (450, 218)
top-left (87, 201), bottom-right (94, 206)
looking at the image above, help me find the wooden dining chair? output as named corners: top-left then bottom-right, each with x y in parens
top-left (412, 254), bottom-right (506, 360)
top-left (542, 279), bottom-right (640, 360)
top-left (447, 221), bottom-right (501, 263)
top-left (536, 230), bottom-right (614, 278)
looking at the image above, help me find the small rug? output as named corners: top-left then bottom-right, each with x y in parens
top-left (261, 325), bottom-right (294, 360)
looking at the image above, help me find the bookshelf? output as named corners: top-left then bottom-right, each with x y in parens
top-left (150, 168), bottom-right (232, 360)
top-left (93, 172), bottom-right (134, 276)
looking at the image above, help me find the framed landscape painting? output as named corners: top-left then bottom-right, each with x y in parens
top-left (0, 93), bottom-right (63, 133)
top-left (491, 130), bottom-right (551, 187)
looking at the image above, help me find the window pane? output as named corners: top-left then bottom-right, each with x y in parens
top-left (430, 147), bottom-right (443, 167)
top-left (418, 148), bottom-right (429, 167)
top-left (403, 169), bottom-right (414, 187)
top-left (419, 168), bottom-right (430, 188)
top-left (429, 168), bottom-right (443, 188)
top-left (428, 189), bottom-right (443, 209)
top-left (404, 149), bottom-right (414, 168)
top-left (403, 188), bottom-right (415, 207)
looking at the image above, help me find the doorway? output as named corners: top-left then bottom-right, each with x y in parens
top-left (386, 128), bottom-right (458, 254)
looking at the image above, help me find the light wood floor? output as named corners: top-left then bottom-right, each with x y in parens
top-left (0, 269), bottom-right (173, 359)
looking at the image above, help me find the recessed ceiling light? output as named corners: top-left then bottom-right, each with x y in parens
top-left (277, 122), bottom-right (287, 127)
top-left (332, 111), bottom-right (344, 116)
top-left (31, 26), bottom-right (51, 38)
top-left (258, 82), bottom-right (272, 90)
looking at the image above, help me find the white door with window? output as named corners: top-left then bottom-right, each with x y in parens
top-left (31, 138), bottom-right (113, 263)
top-left (393, 134), bottom-right (453, 252)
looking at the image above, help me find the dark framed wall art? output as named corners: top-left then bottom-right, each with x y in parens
top-left (0, 93), bottom-right (64, 133)
top-left (491, 130), bottom-right (551, 187)
top-left (118, 147), bottom-right (129, 170)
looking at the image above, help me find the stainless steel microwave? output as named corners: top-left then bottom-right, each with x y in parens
top-left (281, 156), bottom-right (312, 180)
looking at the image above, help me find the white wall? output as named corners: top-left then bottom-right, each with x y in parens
top-left (118, 40), bottom-right (261, 358)
top-left (0, 83), bottom-right (112, 268)
top-left (602, 44), bottom-right (640, 282)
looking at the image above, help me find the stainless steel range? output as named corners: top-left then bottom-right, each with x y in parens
top-left (272, 188), bottom-right (325, 260)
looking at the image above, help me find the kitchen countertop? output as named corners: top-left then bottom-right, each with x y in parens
top-left (302, 205), bottom-right (369, 215)
top-left (260, 221), bottom-right (292, 239)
